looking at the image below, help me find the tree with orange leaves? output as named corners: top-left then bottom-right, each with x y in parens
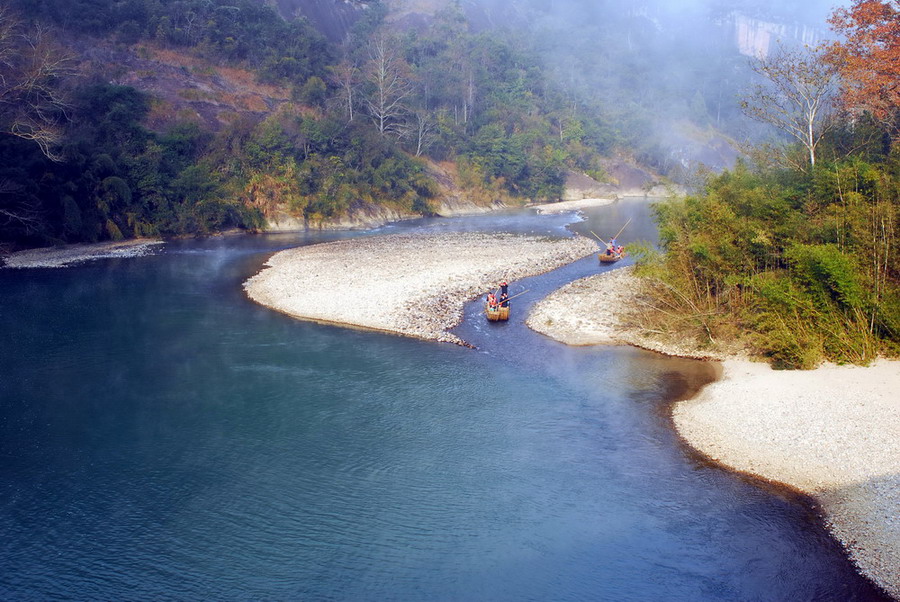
top-left (828, 0), bottom-right (900, 131)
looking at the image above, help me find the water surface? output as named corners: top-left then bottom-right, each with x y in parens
top-left (0, 202), bottom-right (887, 600)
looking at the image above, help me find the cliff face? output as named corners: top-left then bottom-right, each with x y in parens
top-left (729, 12), bottom-right (824, 59)
top-left (268, 1), bottom-right (830, 61)
top-left (92, 44), bottom-right (292, 132)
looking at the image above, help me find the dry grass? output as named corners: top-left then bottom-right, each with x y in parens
top-left (143, 46), bottom-right (290, 98)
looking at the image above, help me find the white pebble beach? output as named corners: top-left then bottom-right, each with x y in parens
top-left (528, 265), bottom-right (900, 599)
top-left (533, 197), bottom-right (617, 214)
top-left (2, 239), bottom-right (164, 268)
top-left (674, 360), bottom-right (900, 599)
top-left (244, 231), bottom-right (598, 345)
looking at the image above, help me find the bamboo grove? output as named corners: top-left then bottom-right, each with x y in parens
top-left (635, 0), bottom-right (899, 368)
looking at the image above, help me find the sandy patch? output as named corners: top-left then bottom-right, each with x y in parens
top-left (533, 197), bottom-right (617, 215)
top-left (526, 265), bottom-right (727, 358)
top-left (3, 239), bottom-right (164, 268)
top-left (244, 232), bottom-right (597, 345)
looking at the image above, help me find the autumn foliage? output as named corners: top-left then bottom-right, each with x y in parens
top-left (828, 0), bottom-right (900, 125)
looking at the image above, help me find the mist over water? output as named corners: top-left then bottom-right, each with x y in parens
top-left (455, 0), bottom-right (850, 173)
top-left (0, 203), bottom-right (888, 600)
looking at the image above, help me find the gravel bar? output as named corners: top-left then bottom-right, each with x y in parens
top-left (529, 266), bottom-right (900, 599)
top-left (3, 239), bottom-right (164, 268)
top-left (244, 232), bottom-right (598, 345)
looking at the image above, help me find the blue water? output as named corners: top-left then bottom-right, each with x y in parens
top-left (0, 203), bottom-right (888, 600)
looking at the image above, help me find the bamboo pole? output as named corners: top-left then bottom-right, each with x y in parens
top-left (612, 218), bottom-right (632, 241)
top-left (590, 230), bottom-right (608, 245)
top-left (486, 289), bottom-right (529, 310)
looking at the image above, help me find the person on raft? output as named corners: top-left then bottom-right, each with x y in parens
top-left (606, 238), bottom-right (619, 256)
top-left (499, 281), bottom-right (509, 307)
top-left (605, 241), bottom-right (624, 257)
top-left (487, 292), bottom-right (498, 309)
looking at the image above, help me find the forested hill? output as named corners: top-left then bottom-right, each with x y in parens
top-left (625, 0), bottom-right (900, 367)
top-left (0, 0), bottom-right (607, 248)
top-left (0, 0), bottom-right (822, 250)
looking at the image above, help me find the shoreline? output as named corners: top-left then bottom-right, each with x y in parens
top-left (672, 360), bottom-right (899, 599)
top-left (528, 266), bottom-right (900, 599)
top-left (243, 231), bottom-right (598, 346)
top-left (532, 197), bottom-right (617, 215)
top-left (8, 214), bottom-right (895, 596)
top-left (2, 239), bottom-right (164, 269)
top-left (525, 265), bottom-right (727, 359)
top-left (0, 196), bottom-right (621, 270)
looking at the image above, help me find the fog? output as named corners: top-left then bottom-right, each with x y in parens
top-left (285, 0), bottom-right (852, 176)
top-left (455, 0), bottom-right (848, 174)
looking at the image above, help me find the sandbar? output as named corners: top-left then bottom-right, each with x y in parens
top-left (3, 239), bottom-right (164, 268)
top-left (526, 266), bottom-right (638, 345)
top-left (244, 232), bottom-right (597, 345)
top-left (529, 266), bottom-right (900, 598)
top-left (533, 197), bottom-right (617, 215)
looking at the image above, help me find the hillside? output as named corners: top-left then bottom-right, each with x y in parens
top-left (86, 43), bottom-right (294, 131)
top-left (0, 0), bottom-right (804, 250)
top-left (0, 0), bottom-right (628, 249)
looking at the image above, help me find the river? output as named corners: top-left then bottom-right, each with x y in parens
top-left (0, 199), bottom-right (888, 600)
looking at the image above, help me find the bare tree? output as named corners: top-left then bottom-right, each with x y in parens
top-left (412, 109), bottom-right (436, 157)
top-left (362, 34), bottom-right (413, 138)
top-left (445, 44), bottom-right (475, 131)
top-left (328, 59), bottom-right (358, 123)
top-left (741, 43), bottom-right (838, 169)
top-left (0, 4), bottom-right (76, 161)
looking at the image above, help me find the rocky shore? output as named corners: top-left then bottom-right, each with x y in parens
top-left (2, 239), bottom-right (164, 268)
top-left (525, 267), bottom-right (638, 345)
top-left (674, 360), bottom-right (900, 599)
top-left (528, 265), bottom-right (900, 599)
top-left (533, 197), bottom-right (617, 215)
top-left (244, 232), bottom-right (598, 345)
top-left (526, 265), bottom-right (726, 358)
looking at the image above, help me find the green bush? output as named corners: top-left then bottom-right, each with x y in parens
top-left (644, 149), bottom-right (899, 368)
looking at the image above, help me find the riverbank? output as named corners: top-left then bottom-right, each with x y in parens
top-left (528, 266), bottom-right (900, 599)
top-left (244, 232), bottom-right (597, 345)
top-left (526, 265), bottom-right (726, 358)
top-left (2, 239), bottom-right (164, 268)
top-left (674, 360), bottom-right (900, 599)
top-left (532, 197), bottom-right (617, 215)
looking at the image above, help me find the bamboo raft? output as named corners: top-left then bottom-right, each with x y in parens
top-left (484, 288), bottom-right (525, 322)
top-left (598, 251), bottom-right (626, 263)
top-left (485, 303), bottom-right (510, 321)
top-left (591, 219), bottom-right (630, 265)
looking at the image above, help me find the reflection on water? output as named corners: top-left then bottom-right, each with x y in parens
top-left (0, 201), bottom-right (888, 600)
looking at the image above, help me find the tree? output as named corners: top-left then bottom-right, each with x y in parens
top-left (362, 34), bottom-right (413, 138)
top-left (828, 0), bottom-right (900, 134)
top-left (741, 44), bottom-right (838, 169)
top-left (0, 3), bottom-right (76, 161)
top-left (411, 109), bottom-right (436, 157)
top-left (328, 59), bottom-right (359, 123)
